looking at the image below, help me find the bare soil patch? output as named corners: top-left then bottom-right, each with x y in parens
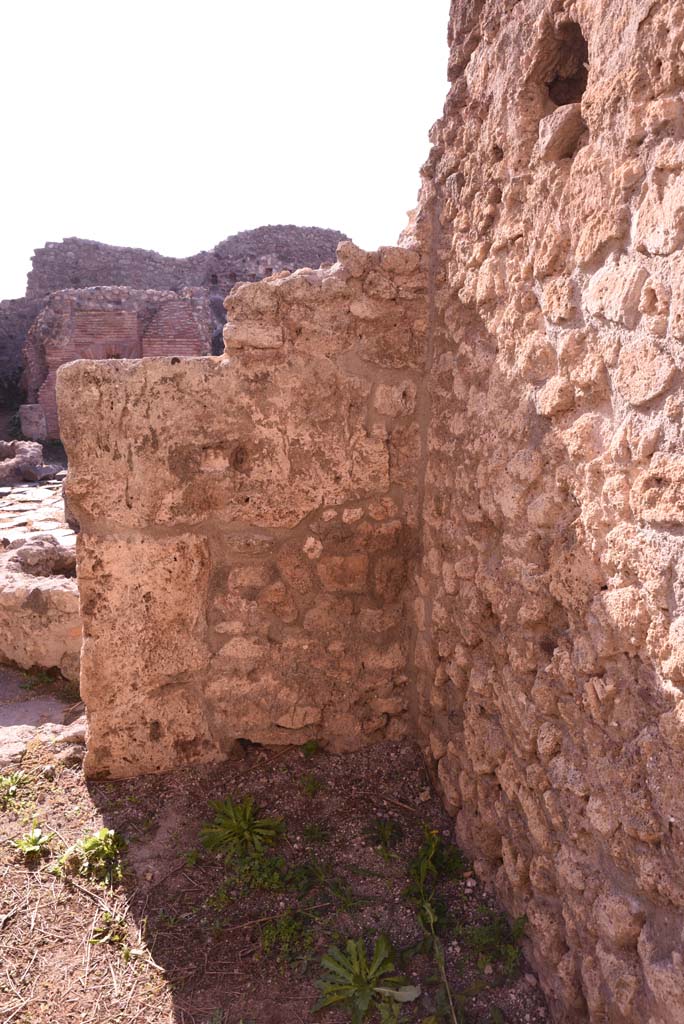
top-left (1, 704), bottom-right (549, 1024)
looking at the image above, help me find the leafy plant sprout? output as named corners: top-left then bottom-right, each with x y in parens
top-left (200, 796), bottom-right (284, 859)
top-left (302, 821), bottom-right (330, 844)
top-left (301, 773), bottom-right (324, 798)
top-left (90, 911), bottom-right (128, 949)
top-left (301, 739), bottom-right (321, 759)
top-left (314, 934), bottom-right (420, 1023)
top-left (59, 826), bottom-right (126, 886)
top-left (364, 817), bottom-right (403, 861)
top-left (405, 828), bottom-right (467, 1024)
top-left (259, 909), bottom-right (314, 964)
top-left (456, 908), bottom-right (526, 978)
top-left (12, 824), bottom-right (52, 862)
top-left (0, 770), bottom-right (28, 809)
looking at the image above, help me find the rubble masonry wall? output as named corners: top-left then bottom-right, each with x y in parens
top-left (58, 244), bottom-right (427, 778)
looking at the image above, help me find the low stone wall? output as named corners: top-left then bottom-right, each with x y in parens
top-left (0, 226), bottom-right (347, 429)
top-left (58, 243), bottom-right (427, 778)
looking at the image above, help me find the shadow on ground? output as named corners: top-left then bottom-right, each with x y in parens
top-left (87, 742), bottom-right (550, 1024)
top-left (1, 681), bottom-right (548, 1024)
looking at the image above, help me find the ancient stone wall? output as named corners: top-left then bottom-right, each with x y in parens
top-left (410, 1), bottom-right (684, 1021)
top-left (25, 239), bottom-right (203, 299)
top-left (0, 226), bottom-right (346, 426)
top-left (55, 1), bottom-right (684, 1020)
top-left (58, 243), bottom-right (427, 778)
top-left (23, 287), bottom-right (211, 440)
top-left (26, 226), bottom-right (347, 300)
top-left (0, 298), bottom-right (41, 406)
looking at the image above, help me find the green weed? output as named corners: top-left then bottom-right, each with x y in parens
top-left (301, 739), bottom-right (321, 759)
top-left (325, 875), bottom-right (362, 914)
top-left (301, 773), bottom-right (324, 798)
top-left (314, 935), bottom-right (420, 1023)
top-left (456, 909), bottom-right (525, 977)
top-left (260, 909), bottom-right (314, 964)
top-left (21, 669), bottom-right (52, 691)
top-left (208, 851), bottom-right (290, 911)
top-left (200, 796), bottom-right (283, 858)
top-left (12, 824), bottom-right (52, 862)
top-left (289, 858), bottom-right (329, 896)
top-left (289, 859), bottom-right (363, 913)
top-left (302, 821), bottom-right (330, 844)
top-left (364, 818), bottom-right (403, 861)
top-left (0, 771), bottom-right (28, 810)
top-left (405, 828), bottom-right (467, 1024)
top-left (157, 910), bottom-right (181, 928)
top-left (410, 828), bottom-right (465, 885)
top-left (228, 852), bottom-right (289, 893)
top-left (90, 911), bottom-right (129, 956)
top-left (379, 1001), bottom-right (403, 1024)
top-left (207, 881), bottom-right (234, 912)
top-left (59, 826), bottom-right (126, 886)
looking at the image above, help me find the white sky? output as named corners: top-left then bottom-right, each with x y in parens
top-left (1, 1), bottom-right (450, 299)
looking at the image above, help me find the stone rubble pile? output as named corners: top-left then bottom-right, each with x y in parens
top-left (0, 440), bottom-right (61, 484)
top-left (0, 476), bottom-right (79, 682)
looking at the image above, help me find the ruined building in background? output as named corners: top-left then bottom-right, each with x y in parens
top-left (21, 287), bottom-right (211, 440)
top-left (0, 225), bottom-right (347, 435)
top-left (57, 1), bottom-right (684, 1021)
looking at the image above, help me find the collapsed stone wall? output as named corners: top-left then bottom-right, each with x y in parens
top-left (55, 1), bottom-right (684, 1020)
top-left (58, 243), bottom-right (427, 777)
top-left (22, 287), bottom-right (211, 440)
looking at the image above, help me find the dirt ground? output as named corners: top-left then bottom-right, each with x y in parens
top-left (0, 679), bottom-right (549, 1024)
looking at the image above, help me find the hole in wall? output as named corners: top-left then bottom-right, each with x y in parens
top-left (547, 21), bottom-right (588, 106)
top-left (231, 445), bottom-right (248, 472)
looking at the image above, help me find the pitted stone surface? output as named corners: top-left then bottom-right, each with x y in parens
top-left (59, 243), bottom-right (427, 778)
top-left (409, 2), bottom-right (684, 1021)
